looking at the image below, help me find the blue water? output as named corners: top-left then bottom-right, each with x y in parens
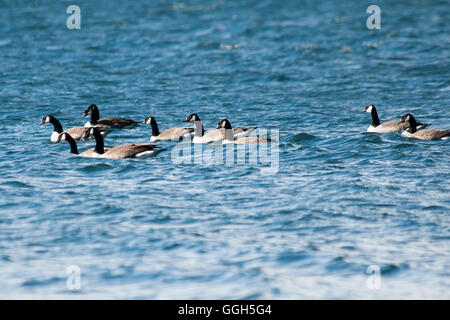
top-left (0, 0), bottom-right (449, 299)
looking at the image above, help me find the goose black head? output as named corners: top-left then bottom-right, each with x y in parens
top-left (400, 113), bottom-right (419, 133)
top-left (363, 104), bottom-right (376, 113)
top-left (216, 119), bottom-right (232, 129)
top-left (57, 132), bottom-right (69, 142)
top-left (40, 114), bottom-right (53, 125)
top-left (183, 113), bottom-right (200, 122)
top-left (82, 104), bottom-right (97, 118)
top-left (400, 113), bottom-right (415, 123)
top-left (143, 116), bottom-right (156, 125)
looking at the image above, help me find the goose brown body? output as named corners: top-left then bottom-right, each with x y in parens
top-left (400, 114), bottom-right (449, 140)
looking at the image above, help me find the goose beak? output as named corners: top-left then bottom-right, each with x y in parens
top-left (81, 111), bottom-right (88, 118)
top-left (39, 121), bottom-right (44, 125)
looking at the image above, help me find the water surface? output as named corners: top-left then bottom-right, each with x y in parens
top-left (0, 0), bottom-right (449, 299)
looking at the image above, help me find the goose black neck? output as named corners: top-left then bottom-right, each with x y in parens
top-left (370, 108), bottom-right (380, 127)
top-left (92, 128), bottom-right (105, 154)
top-left (194, 121), bottom-right (205, 137)
top-left (150, 119), bottom-right (160, 137)
top-left (90, 106), bottom-right (100, 124)
top-left (408, 116), bottom-right (418, 133)
top-left (50, 117), bottom-right (63, 133)
top-left (65, 135), bottom-right (78, 154)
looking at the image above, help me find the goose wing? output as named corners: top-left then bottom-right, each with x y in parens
top-left (412, 129), bottom-right (450, 140)
top-left (65, 126), bottom-right (111, 141)
top-left (369, 121), bottom-right (403, 133)
top-left (202, 129), bottom-right (225, 142)
top-left (64, 127), bottom-right (90, 141)
top-left (97, 117), bottom-right (138, 129)
top-left (101, 144), bottom-right (161, 159)
top-left (157, 127), bottom-right (194, 141)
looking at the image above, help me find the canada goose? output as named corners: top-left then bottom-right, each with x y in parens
top-left (400, 114), bottom-right (449, 140)
top-left (40, 114), bottom-right (111, 142)
top-left (183, 113), bottom-right (257, 143)
top-left (363, 104), bottom-right (430, 133)
top-left (82, 104), bottom-right (139, 129)
top-left (57, 132), bottom-right (110, 157)
top-left (217, 119), bottom-right (273, 144)
top-left (83, 127), bottom-right (165, 159)
top-left (143, 116), bottom-right (194, 141)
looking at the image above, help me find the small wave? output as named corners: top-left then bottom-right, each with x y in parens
top-left (285, 132), bottom-right (317, 143)
top-left (393, 142), bottom-right (414, 149)
top-left (1, 180), bottom-right (31, 188)
top-left (380, 263), bottom-right (408, 275)
top-left (114, 165), bottom-right (138, 174)
top-left (78, 163), bottom-right (114, 173)
top-left (326, 256), bottom-right (363, 273)
top-left (2, 255), bottom-right (13, 262)
top-left (0, 40), bottom-right (12, 47)
top-left (276, 251), bottom-right (309, 264)
top-left (22, 277), bottom-right (63, 288)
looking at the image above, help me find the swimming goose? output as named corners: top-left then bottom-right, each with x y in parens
top-left (82, 104), bottom-right (139, 129)
top-left (83, 127), bottom-right (165, 159)
top-left (400, 114), bottom-right (449, 140)
top-left (363, 104), bottom-right (430, 133)
top-left (40, 114), bottom-right (111, 142)
top-left (217, 119), bottom-right (273, 144)
top-left (143, 116), bottom-right (194, 141)
top-left (183, 113), bottom-right (257, 143)
top-left (57, 132), bottom-right (110, 157)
